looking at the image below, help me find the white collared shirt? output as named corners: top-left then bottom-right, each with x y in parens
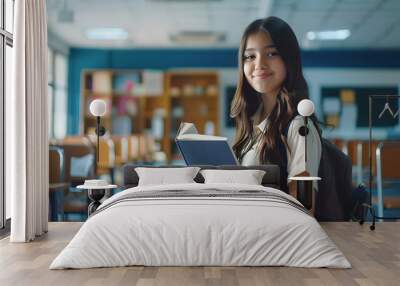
top-left (241, 115), bottom-right (322, 184)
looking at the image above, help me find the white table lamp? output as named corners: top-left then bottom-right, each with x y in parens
top-left (298, 99), bottom-right (315, 117)
top-left (297, 99), bottom-right (315, 163)
top-left (90, 99), bottom-right (106, 117)
top-left (291, 99), bottom-right (320, 210)
top-left (89, 99), bottom-right (107, 163)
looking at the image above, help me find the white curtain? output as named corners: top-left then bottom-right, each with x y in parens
top-left (7, 0), bottom-right (49, 242)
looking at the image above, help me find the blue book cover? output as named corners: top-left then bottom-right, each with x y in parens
top-left (175, 123), bottom-right (238, 166)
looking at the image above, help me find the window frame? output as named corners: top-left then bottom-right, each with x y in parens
top-left (48, 47), bottom-right (55, 138)
top-left (48, 49), bottom-right (69, 139)
top-left (1, 0), bottom-right (14, 232)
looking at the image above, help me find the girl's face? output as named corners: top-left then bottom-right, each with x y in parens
top-left (243, 31), bottom-right (286, 96)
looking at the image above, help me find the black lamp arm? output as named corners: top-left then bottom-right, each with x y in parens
top-left (95, 116), bottom-right (106, 163)
top-left (298, 116), bottom-right (309, 163)
top-left (95, 117), bottom-right (106, 136)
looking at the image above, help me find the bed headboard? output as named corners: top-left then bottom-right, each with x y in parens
top-left (122, 164), bottom-right (281, 190)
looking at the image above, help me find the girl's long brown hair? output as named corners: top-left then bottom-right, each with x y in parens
top-left (231, 17), bottom-right (319, 165)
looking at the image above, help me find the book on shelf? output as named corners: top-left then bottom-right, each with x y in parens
top-left (175, 122), bottom-right (238, 166)
top-left (143, 70), bottom-right (163, 95)
top-left (112, 115), bottom-right (132, 135)
top-left (92, 71), bottom-right (112, 94)
top-left (112, 72), bottom-right (141, 94)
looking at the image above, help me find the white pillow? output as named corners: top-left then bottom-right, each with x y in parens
top-left (135, 167), bottom-right (200, 186)
top-left (200, 169), bottom-right (266, 185)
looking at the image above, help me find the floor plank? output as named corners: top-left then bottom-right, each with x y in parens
top-left (0, 222), bottom-right (399, 286)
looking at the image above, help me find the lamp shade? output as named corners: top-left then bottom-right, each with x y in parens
top-left (297, 99), bottom-right (315, 117)
top-left (89, 99), bottom-right (107, 117)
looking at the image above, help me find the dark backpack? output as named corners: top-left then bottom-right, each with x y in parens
top-left (314, 138), bottom-right (353, 221)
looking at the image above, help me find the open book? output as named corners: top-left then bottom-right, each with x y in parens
top-left (175, 122), bottom-right (238, 165)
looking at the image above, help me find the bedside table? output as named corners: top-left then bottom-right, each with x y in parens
top-left (77, 184), bottom-right (117, 216)
top-left (289, 176), bottom-right (321, 210)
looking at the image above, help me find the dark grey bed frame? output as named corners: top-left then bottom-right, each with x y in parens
top-left (122, 164), bottom-right (281, 190)
top-left (85, 165), bottom-right (281, 216)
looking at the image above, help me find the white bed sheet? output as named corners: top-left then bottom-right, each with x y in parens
top-left (50, 183), bottom-right (351, 269)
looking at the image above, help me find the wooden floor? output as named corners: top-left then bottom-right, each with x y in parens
top-left (0, 222), bottom-right (399, 286)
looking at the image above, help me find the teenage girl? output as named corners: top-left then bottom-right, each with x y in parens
top-left (230, 16), bottom-right (321, 198)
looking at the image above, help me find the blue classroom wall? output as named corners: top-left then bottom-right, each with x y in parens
top-left (68, 48), bottom-right (400, 134)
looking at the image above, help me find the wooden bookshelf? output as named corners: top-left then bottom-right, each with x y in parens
top-left (81, 69), bottom-right (219, 162)
top-left (165, 70), bottom-right (220, 161)
top-left (81, 69), bottom-right (167, 156)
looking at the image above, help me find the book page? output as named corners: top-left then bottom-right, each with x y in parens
top-left (178, 134), bottom-right (227, 141)
top-left (176, 122), bottom-right (227, 141)
top-left (177, 122), bottom-right (198, 137)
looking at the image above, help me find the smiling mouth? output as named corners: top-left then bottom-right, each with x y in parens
top-left (253, 73), bottom-right (271, 79)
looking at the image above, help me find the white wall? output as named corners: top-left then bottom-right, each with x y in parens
top-left (48, 29), bottom-right (70, 56)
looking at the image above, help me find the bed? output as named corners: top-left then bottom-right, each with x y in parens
top-left (50, 165), bottom-right (350, 269)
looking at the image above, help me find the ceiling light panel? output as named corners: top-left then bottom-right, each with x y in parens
top-left (86, 28), bottom-right (129, 40)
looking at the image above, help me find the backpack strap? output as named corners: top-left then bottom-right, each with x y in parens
top-left (276, 133), bottom-right (289, 193)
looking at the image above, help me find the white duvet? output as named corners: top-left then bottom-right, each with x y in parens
top-left (50, 183), bottom-right (351, 269)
